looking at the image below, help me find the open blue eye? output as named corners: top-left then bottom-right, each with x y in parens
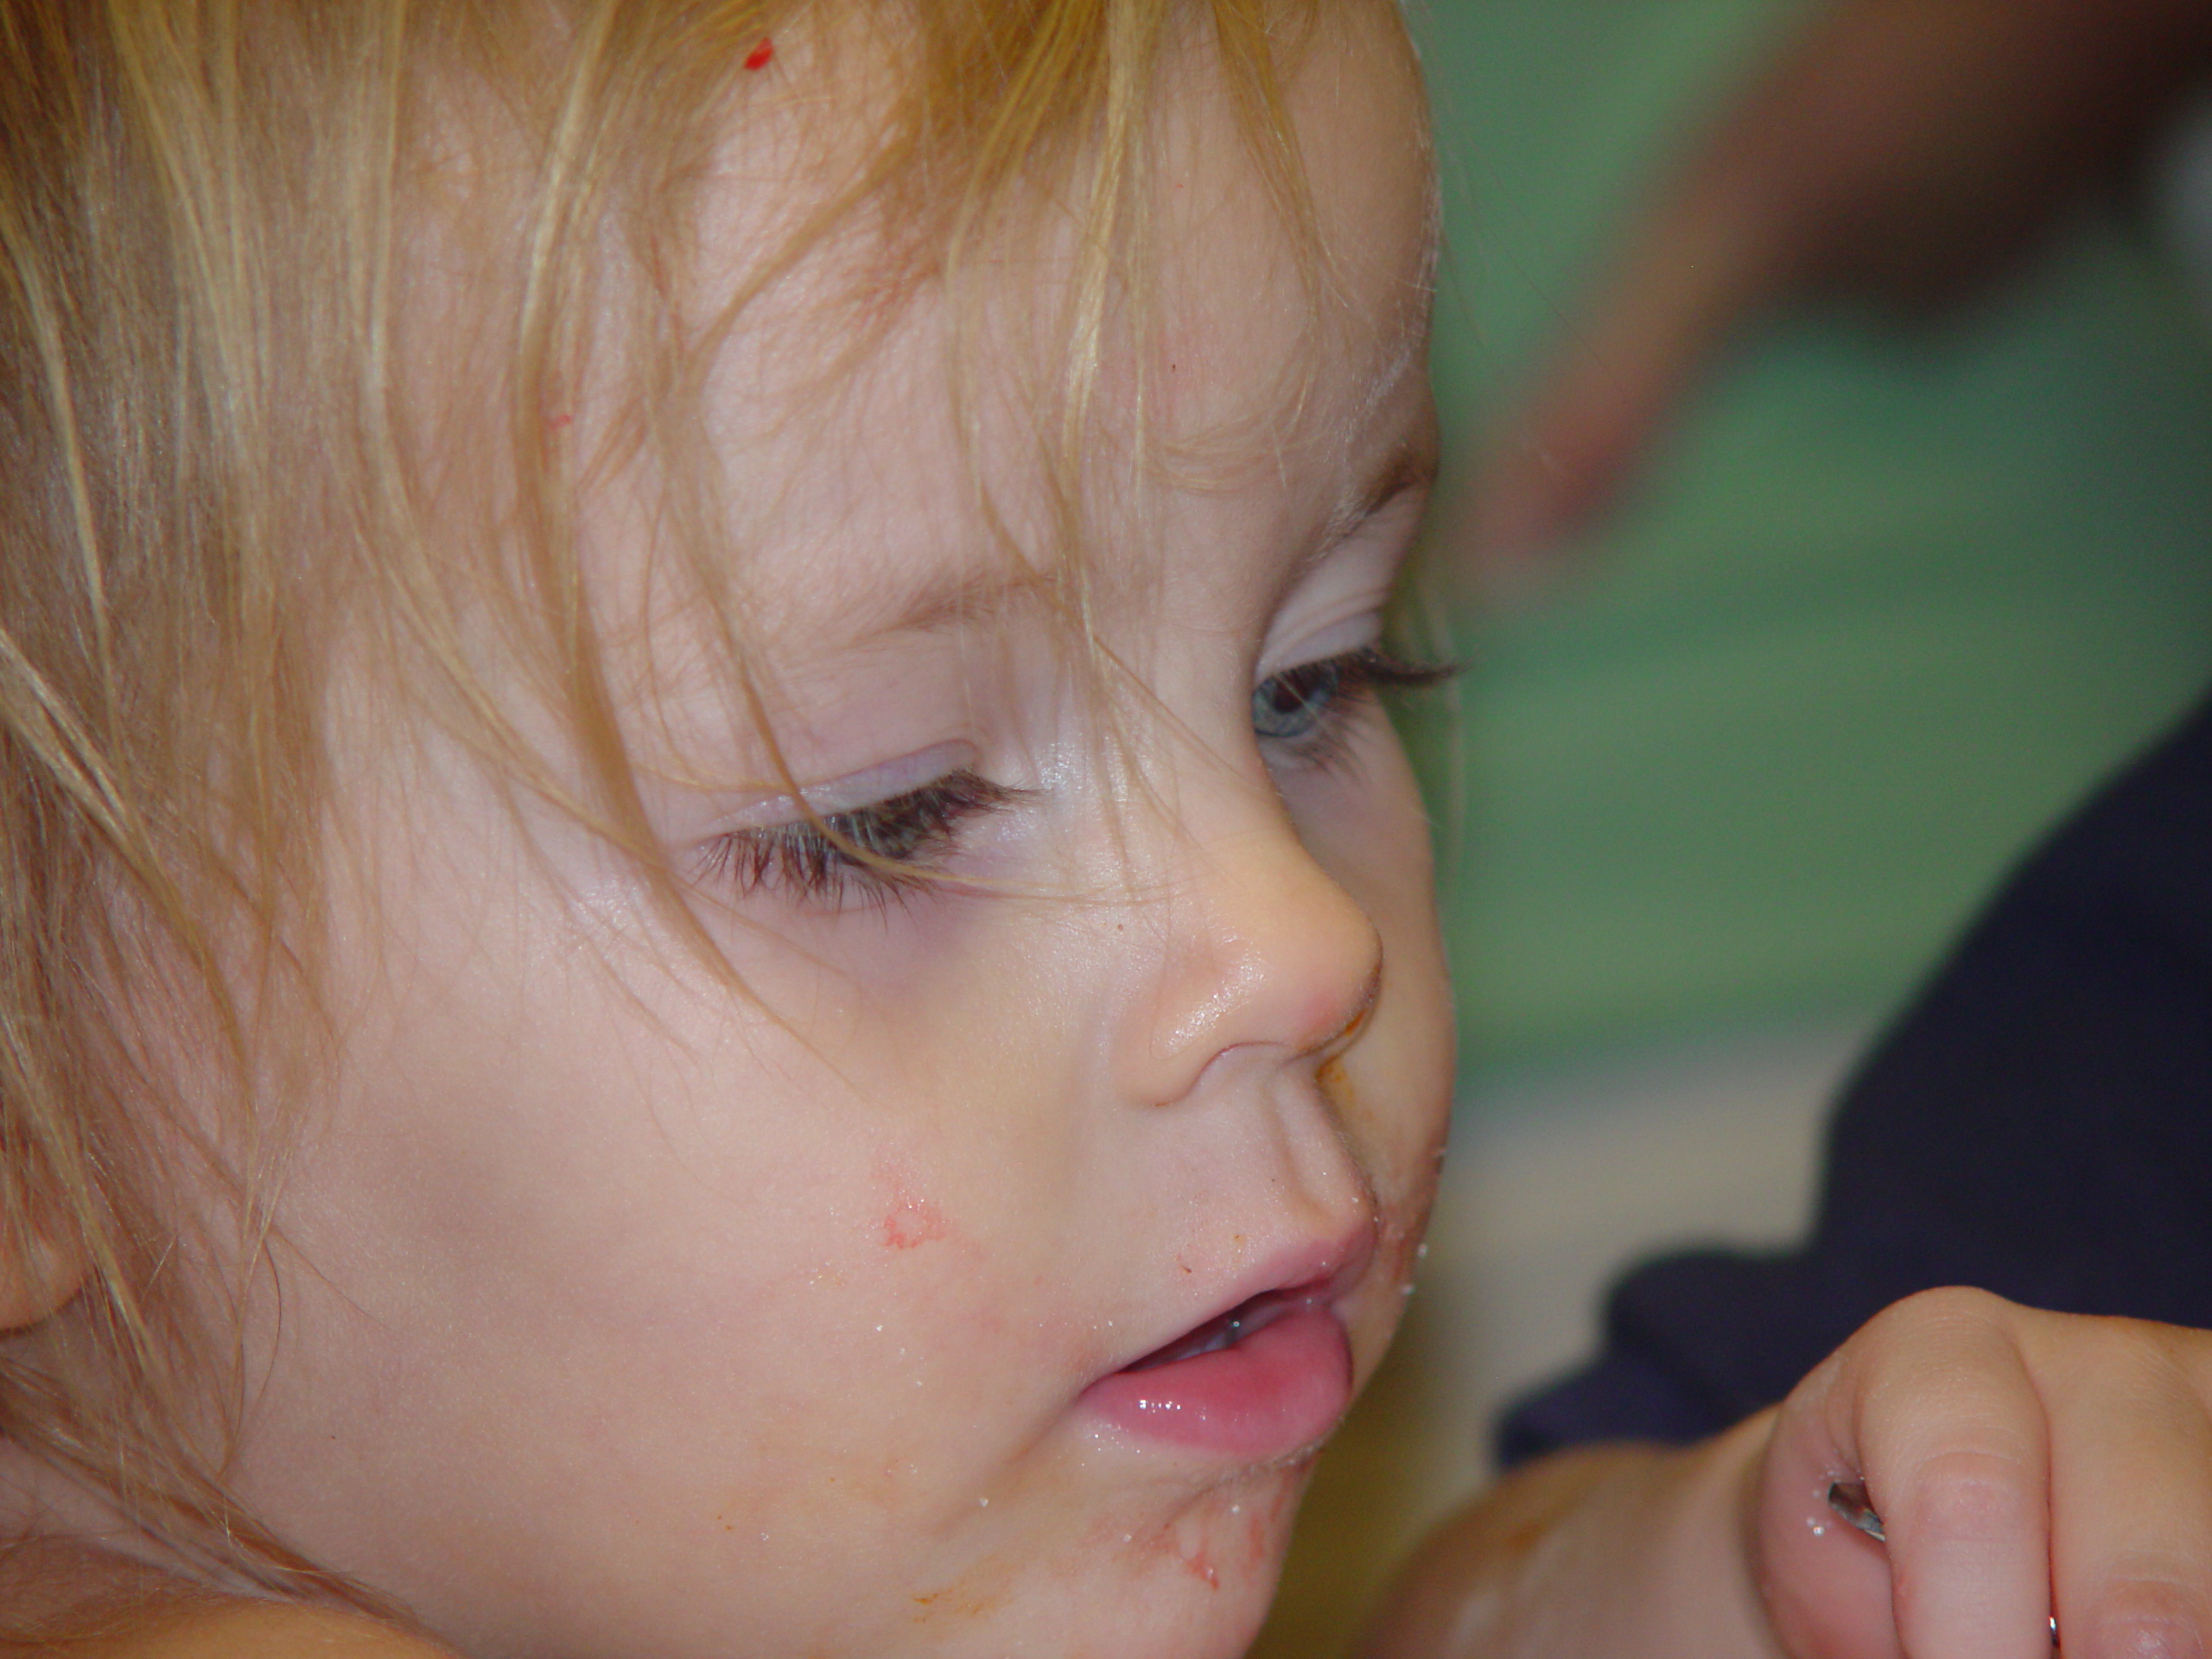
top-left (1251, 647), bottom-right (1455, 747)
top-left (1252, 658), bottom-right (1350, 741)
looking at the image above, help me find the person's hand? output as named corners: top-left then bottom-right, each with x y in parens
top-left (1458, 0), bottom-right (2212, 585)
top-left (1756, 1286), bottom-right (2212, 1659)
top-left (1363, 1287), bottom-right (2212, 1659)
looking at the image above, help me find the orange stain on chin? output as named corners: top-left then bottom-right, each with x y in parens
top-left (1183, 1542), bottom-right (1220, 1590)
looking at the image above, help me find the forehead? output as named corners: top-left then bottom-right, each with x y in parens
top-left (627, 3), bottom-right (1435, 666)
top-left (537, 6), bottom-right (1433, 765)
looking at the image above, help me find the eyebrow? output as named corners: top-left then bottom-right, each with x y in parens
top-left (1334, 438), bottom-right (1439, 543)
top-left (816, 568), bottom-right (1057, 657)
top-left (878, 568), bottom-right (1052, 638)
top-left (838, 435), bottom-right (1440, 651)
top-left (1294, 434), bottom-right (1442, 585)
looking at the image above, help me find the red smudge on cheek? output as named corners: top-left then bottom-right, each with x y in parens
top-left (743, 37), bottom-right (774, 70)
top-left (881, 1174), bottom-right (949, 1250)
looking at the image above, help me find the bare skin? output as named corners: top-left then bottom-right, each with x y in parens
top-left (1358, 1437), bottom-right (1771, 1659)
top-left (1363, 1287), bottom-right (2212, 1659)
top-left (0, 1544), bottom-right (452, 1656)
top-left (1457, 0), bottom-right (2212, 582)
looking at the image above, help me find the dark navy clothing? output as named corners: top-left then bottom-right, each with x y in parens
top-left (1497, 690), bottom-right (2212, 1468)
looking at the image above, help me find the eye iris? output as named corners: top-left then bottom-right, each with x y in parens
top-left (1253, 661), bottom-right (1342, 741)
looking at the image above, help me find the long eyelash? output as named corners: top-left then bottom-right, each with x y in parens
top-left (699, 770), bottom-right (1022, 904)
top-left (1275, 646), bottom-right (1459, 771)
top-left (1344, 647), bottom-right (1460, 696)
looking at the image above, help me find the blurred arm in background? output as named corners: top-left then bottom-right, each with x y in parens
top-left (1464, 0), bottom-right (2212, 579)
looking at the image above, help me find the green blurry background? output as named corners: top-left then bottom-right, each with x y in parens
top-left (1422, 0), bottom-right (2212, 1070)
top-left (1254, 1), bottom-right (2212, 1654)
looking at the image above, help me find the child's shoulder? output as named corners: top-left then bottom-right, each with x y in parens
top-left (78, 1603), bottom-right (454, 1658)
top-left (0, 1544), bottom-right (453, 1657)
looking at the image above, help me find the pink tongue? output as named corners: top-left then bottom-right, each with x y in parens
top-left (1083, 1305), bottom-right (1353, 1461)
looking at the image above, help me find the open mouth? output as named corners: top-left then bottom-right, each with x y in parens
top-left (1081, 1245), bottom-right (1369, 1461)
top-left (1122, 1285), bottom-right (1325, 1373)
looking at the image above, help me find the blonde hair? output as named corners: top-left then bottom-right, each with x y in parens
top-left (0, 0), bottom-right (1399, 1605)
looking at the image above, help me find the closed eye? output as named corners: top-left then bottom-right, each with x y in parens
top-left (697, 769), bottom-right (1025, 907)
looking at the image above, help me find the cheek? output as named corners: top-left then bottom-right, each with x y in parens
top-left (1283, 734), bottom-right (1457, 1298)
top-left (711, 878), bottom-right (1089, 1082)
top-left (1297, 744), bottom-right (1453, 1139)
top-left (1275, 716), bottom-right (1445, 957)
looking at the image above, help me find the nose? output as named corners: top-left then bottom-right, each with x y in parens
top-left (1116, 789), bottom-right (1384, 1109)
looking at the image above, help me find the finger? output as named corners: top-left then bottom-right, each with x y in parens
top-left (2033, 1318), bottom-right (2212, 1659)
top-left (1759, 1288), bottom-right (2056, 1659)
top-left (1862, 1291), bottom-right (2055, 1659)
top-left (1758, 1349), bottom-right (1910, 1659)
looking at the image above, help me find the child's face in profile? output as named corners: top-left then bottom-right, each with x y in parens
top-left (200, 15), bottom-right (1449, 1658)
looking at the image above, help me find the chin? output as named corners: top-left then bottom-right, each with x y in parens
top-left (1041, 1458), bottom-right (1314, 1659)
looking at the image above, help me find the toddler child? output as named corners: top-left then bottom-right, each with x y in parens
top-left (0, 1), bottom-right (1454, 1652)
top-left (15, 3), bottom-right (2205, 1657)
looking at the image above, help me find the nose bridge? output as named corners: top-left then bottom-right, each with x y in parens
top-left (1122, 775), bottom-right (1383, 1109)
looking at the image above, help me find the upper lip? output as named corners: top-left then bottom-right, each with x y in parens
top-left (1108, 1220), bottom-right (1377, 1376)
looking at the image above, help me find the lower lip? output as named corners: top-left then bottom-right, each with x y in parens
top-left (1081, 1306), bottom-right (1353, 1461)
